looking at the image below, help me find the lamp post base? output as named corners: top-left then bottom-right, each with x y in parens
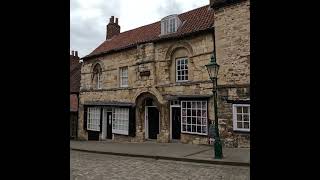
top-left (214, 139), bottom-right (223, 159)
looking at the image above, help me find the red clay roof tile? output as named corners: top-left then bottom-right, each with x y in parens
top-left (84, 5), bottom-right (214, 59)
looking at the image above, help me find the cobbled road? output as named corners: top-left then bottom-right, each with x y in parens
top-left (71, 150), bottom-right (249, 180)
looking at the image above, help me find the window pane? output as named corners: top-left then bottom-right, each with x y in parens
top-left (192, 125), bottom-right (196, 132)
top-left (197, 126), bottom-right (201, 133)
top-left (187, 125), bottom-right (191, 132)
top-left (182, 125), bottom-right (186, 131)
top-left (182, 117), bottom-right (186, 123)
top-left (182, 109), bottom-right (186, 116)
top-left (192, 109), bottom-right (196, 116)
top-left (197, 118), bottom-right (201, 125)
top-left (182, 102), bottom-right (186, 108)
top-left (187, 102), bottom-right (191, 108)
top-left (202, 118), bottom-right (207, 125)
top-left (202, 126), bottom-right (207, 134)
top-left (243, 107), bottom-right (248, 113)
top-left (243, 115), bottom-right (249, 122)
top-left (237, 114), bottom-right (242, 121)
top-left (237, 122), bottom-right (243, 128)
top-left (192, 117), bottom-right (196, 124)
top-left (237, 106), bottom-right (242, 113)
top-left (187, 117), bottom-right (191, 124)
top-left (244, 122), bottom-right (249, 129)
top-left (187, 109), bottom-right (191, 116)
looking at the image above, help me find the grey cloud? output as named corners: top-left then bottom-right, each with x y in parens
top-left (156, 0), bottom-right (183, 17)
top-left (70, 0), bottom-right (120, 57)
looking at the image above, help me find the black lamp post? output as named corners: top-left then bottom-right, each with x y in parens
top-left (206, 52), bottom-right (223, 159)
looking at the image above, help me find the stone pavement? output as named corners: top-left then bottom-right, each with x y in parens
top-left (70, 140), bottom-right (250, 166)
top-left (71, 150), bottom-right (250, 180)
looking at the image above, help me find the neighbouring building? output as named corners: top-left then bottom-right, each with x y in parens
top-left (78, 0), bottom-right (250, 147)
top-left (70, 50), bottom-right (81, 139)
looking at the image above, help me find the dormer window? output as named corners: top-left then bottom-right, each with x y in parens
top-left (161, 14), bottom-right (181, 35)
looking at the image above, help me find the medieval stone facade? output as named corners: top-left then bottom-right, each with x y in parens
top-left (78, 0), bottom-right (250, 148)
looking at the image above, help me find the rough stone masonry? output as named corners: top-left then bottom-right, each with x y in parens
top-left (78, 0), bottom-right (250, 148)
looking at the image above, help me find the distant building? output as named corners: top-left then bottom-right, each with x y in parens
top-left (70, 50), bottom-right (81, 139)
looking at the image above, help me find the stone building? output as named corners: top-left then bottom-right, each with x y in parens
top-left (70, 50), bottom-right (81, 139)
top-left (78, 0), bottom-right (250, 147)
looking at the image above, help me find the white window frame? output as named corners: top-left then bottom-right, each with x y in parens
top-left (120, 67), bottom-right (128, 87)
top-left (87, 107), bottom-right (101, 131)
top-left (161, 15), bottom-right (181, 35)
top-left (176, 58), bottom-right (188, 82)
top-left (112, 108), bottom-right (129, 135)
top-left (233, 104), bottom-right (250, 132)
top-left (181, 100), bottom-right (208, 135)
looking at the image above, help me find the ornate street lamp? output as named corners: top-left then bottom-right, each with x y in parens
top-left (206, 52), bottom-right (223, 159)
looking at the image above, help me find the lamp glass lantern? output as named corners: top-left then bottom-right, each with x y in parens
top-left (205, 53), bottom-right (220, 80)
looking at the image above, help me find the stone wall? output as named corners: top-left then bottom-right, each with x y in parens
top-left (213, 0), bottom-right (250, 147)
top-left (78, 0), bottom-right (250, 147)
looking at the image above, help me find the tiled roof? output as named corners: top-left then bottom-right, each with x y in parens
top-left (83, 5), bottom-right (214, 59)
top-left (70, 55), bottom-right (81, 93)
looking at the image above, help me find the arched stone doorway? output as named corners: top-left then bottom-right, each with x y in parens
top-left (135, 92), bottom-right (170, 142)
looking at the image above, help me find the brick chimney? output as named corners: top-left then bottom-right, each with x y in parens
top-left (106, 16), bottom-right (120, 40)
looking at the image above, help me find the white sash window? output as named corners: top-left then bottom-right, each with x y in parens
top-left (112, 108), bottom-right (129, 135)
top-left (87, 107), bottom-right (101, 131)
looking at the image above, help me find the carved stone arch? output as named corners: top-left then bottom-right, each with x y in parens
top-left (133, 87), bottom-right (165, 105)
top-left (164, 41), bottom-right (194, 65)
top-left (90, 60), bottom-right (104, 80)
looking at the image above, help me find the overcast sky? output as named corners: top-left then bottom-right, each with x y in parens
top-left (70, 0), bottom-right (209, 58)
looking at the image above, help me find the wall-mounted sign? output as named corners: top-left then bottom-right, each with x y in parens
top-left (140, 71), bottom-right (150, 76)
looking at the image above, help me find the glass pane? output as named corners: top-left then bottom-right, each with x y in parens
top-left (197, 118), bottom-right (201, 125)
top-left (192, 109), bottom-right (196, 116)
top-left (197, 110), bottom-right (201, 116)
top-left (237, 122), bottom-right (243, 128)
top-left (202, 126), bottom-right (207, 134)
top-left (182, 109), bottom-right (186, 116)
top-left (244, 122), bottom-right (249, 129)
top-left (192, 125), bottom-right (196, 132)
top-left (243, 107), bottom-right (248, 113)
top-left (202, 102), bottom-right (207, 108)
top-left (237, 106), bottom-right (242, 113)
top-left (187, 125), bottom-right (191, 132)
top-left (197, 126), bottom-right (201, 133)
top-left (182, 117), bottom-right (186, 123)
top-left (192, 117), bottom-right (196, 124)
top-left (187, 117), bottom-right (191, 124)
top-left (187, 109), bottom-right (191, 116)
top-left (202, 110), bottom-right (207, 117)
top-left (182, 125), bottom-right (186, 131)
top-left (182, 102), bottom-right (186, 108)
top-left (192, 102), bottom-right (196, 108)
top-left (202, 118), bottom-right (207, 125)
top-left (237, 115), bottom-right (242, 121)
top-left (187, 102), bottom-right (191, 108)
top-left (243, 115), bottom-right (249, 122)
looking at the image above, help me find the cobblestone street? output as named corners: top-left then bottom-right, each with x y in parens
top-left (71, 150), bottom-right (249, 180)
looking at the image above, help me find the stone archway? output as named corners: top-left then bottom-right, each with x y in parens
top-left (134, 92), bottom-right (170, 143)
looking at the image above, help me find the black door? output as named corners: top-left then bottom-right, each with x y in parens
top-left (172, 107), bottom-right (181, 139)
top-left (148, 107), bottom-right (159, 139)
top-left (107, 112), bottom-right (112, 139)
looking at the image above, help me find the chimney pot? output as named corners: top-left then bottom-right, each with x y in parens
top-left (75, 51), bottom-right (78, 57)
top-left (110, 16), bottom-right (114, 23)
top-left (115, 18), bottom-right (118, 25)
top-left (71, 50), bottom-right (74, 56)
